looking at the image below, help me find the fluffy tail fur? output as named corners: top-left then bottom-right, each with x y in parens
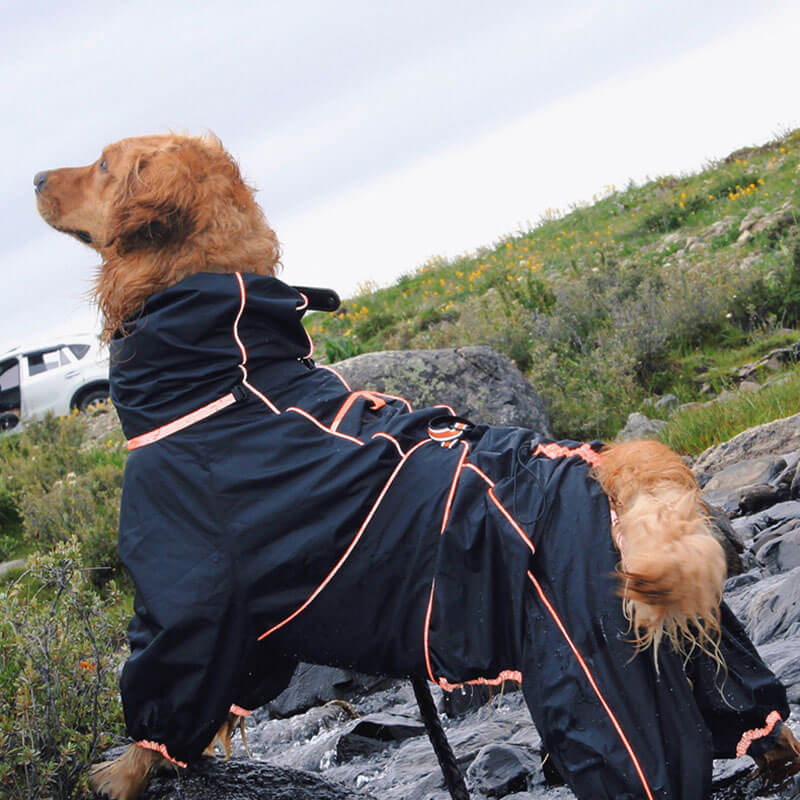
top-left (593, 440), bottom-right (726, 657)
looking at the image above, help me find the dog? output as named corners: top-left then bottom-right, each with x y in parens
top-left (35, 134), bottom-right (798, 799)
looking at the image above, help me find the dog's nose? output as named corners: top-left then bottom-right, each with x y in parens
top-left (33, 171), bottom-right (49, 193)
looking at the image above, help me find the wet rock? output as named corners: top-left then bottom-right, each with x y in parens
top-left (334, 346), bottom-right (551, 434)
top-left (336, 712), bottom-right (425, 761)
top-left (268, 663), bottom-right (390, 718)
top-left (118, 752), bottom-right (374, 800)
top-left (739, 567), bottom-right (800, 644)
top-left (707, 504), bottom-right (745, 576)
top-left (616, 412), bottom-right (667, 441)
top-left (466, 743), bottom-right (541, 796)
top-left (756, 638), bottom-right (800, 703)
top-left (756, 526), bottom-right (800, 574)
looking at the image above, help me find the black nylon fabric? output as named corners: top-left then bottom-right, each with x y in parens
top-left (112, 272), bottom-right (789, 797)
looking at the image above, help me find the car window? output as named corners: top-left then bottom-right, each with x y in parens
top-left (0, 359), bottom-right (19, 391)
top-left (60, 348), bottom-right (71, 366)
top-left (68, 344), bottom-right (90, 360)
top-left (27, 350), bottom-right (61, 376)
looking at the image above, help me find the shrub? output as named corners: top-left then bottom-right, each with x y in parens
top-left (0, 540), bottom-right (127, 799)
top-left (0, 415), bottom-right (127, 586)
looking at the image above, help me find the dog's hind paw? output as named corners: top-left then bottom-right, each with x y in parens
top-left (89, 744), bottom-right (165, 799)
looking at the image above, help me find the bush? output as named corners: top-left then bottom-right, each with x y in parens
top-left (0, 415), bottom-right (127, 586)
top-left (0, 540), bottom-right (127, 799)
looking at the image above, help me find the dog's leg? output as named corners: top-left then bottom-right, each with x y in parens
top-left (89, 743), bottom-right (168, 800)
top-left (594, 440), bottom-right (727, 655)
top-left (203, 712), bottom-right (249, 760)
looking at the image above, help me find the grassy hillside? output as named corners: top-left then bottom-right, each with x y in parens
top-left (306, 128), bottom-right (800, 443)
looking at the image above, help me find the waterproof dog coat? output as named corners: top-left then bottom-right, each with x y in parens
top-left (112, 272), bottom-right (790, 799)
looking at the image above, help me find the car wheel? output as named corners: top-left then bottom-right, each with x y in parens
top-left (0, 412), bottom-right (19, 431)
top-left (78, 389), bottom-right (110, 413)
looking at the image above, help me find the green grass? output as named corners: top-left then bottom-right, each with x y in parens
top-left (658, 365), bottom-right (800, 455)
top-left (304, 128), bottom-right (800, 439)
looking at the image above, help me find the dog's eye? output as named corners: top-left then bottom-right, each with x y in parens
top-left (99, 159), bottom-right (108, 173)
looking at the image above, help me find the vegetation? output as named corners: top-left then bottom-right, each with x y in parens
top-left (305, 129), bottom-right (800, 441)
top-left (2, 129), bottom-right (800, 796)
top-left (0, 541), bottom-right (127, 799)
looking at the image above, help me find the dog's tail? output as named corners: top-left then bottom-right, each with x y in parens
top-left (593, 440), bottom-right (726, 659)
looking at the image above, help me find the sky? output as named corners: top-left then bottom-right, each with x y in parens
top-left (1, 0), bottom-right (799, 349)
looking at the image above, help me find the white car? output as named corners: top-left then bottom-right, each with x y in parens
top-left (0, 334), bottom-right (110, 432)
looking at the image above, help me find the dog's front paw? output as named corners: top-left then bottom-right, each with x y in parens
top-left (89, 744), bottom-right (165, 799)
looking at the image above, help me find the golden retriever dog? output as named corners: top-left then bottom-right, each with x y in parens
top-left (34, 134), bottom-right (797, 799)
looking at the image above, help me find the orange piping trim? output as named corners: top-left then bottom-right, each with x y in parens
top-left (434, 403), bottom-right (456, 415)
top-left (736, 710), bottom-right (782, 758)
top-left (488, 488), bottom-right (535, 554)
top-left (441, 442), bottom-right (469, 533)
top-left (318, 365), bottom-right (352, 391)
top-left (136, 740), bottom-right (187, 768)
top-left (374, 391), bottom-right (412, 412)
top-left (330, 391), bottom-right (387, 432)
top-left (372, 431), bottom-right (405, 457)
top-left (230, 704), bottom-right (252, 717)
top-left (437, 670), bottom-right (523, 692)
top-left (258, 439), bottom-right (431, 640)
top-left (463, 462), bottom-right (495, 486)
top-left (126, 393), bottom-right (237, 450)
top-left (532, 441), bottom-right (601, 467)
top-left (423, 442), bottom-right (469, 682)
top-left (287, 406), bottom-right (365, 446)
top-left (234, 273), bottom-right (280, 415)
top-left (423, 579), bottom-right (438, 682)
top-left (527, 571), bottom-right (655, 800)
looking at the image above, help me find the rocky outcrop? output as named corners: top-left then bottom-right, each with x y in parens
top-left (333, 346), bottom-right (551, 435)
top-left (693, 413), bottom-right (800, 475)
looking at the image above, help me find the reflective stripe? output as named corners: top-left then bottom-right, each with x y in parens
top-left (258, 439), bottom-right (431, 640)
top-left (136, 740), bottom-right (187, 768)
top-left (437, 669), bottom-right (522, 692)
top-left (127, 393), bottom-right (237, 450)
top-left (532, 441), bottom-right (601, 467)
top-left (372, 431), bottom-right (404, 456)
top-left (234, 272), bottom-right (281, 414)
top-left (527, 571), bottom-right (655, 800)
top-left (287, 406), bottom-right (365, 446)
top-left (331, 390), bottom-right (387, 432)
top-left (736, 710), bottom-right (782, 758)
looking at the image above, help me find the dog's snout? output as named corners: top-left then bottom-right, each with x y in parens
top-left (33, 171), bottom-right (49, 193)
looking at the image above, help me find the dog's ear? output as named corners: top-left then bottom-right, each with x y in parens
top-left (106, 145), bottom-right (198, 253)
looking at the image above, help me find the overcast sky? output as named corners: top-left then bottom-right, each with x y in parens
top-left (2, 0), bottom-right (799, 349)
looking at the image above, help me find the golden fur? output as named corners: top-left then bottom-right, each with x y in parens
top-left (35, 133), bottom-right (279, 342)
top-left (594, 440), bottom-right (726, 658)
top-left (36, 134), bottom-right (739, 798)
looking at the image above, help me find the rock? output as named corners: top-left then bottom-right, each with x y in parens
top-left (757, 526), bottom-right (800, 573)
top-left (693, 415), bottom-right (800, 476)
top-left (333, 346), bottom-right (551, 434)
top-left (740, 567), bottom-right (800, 645)
top-left (706, 504), bottom-right (745, 576)
top-left (466, 743), bottom-right (541, 796)
top-left (336, 713), bottom-right (425, 761)
top-left (654, 393), bottom-right (679, 411)
top-left (616, 412), bottom-right (667, 441)
top-left (103, 749), bottom-right (373, 800)
top-left (757, 638), bottom-right (800, 703)
top-left (738, 380), bottom-right (760, 393)
top-left (739, 206), bottom-right (767, 233)
top-left (736, 230), bottom-right (753, 246)
top-left (268, 664), bottom-right (390, 718)
top-left (736, 341), bottom-right (800, 382)
top-left (703, 456), bottom-right (786, 494)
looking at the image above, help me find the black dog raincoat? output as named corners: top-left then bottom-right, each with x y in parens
top-left (112, 272), bottom-right (790, 799)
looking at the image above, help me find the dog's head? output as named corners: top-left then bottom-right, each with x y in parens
top-left (35, 133), bottom-right (280, 340)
